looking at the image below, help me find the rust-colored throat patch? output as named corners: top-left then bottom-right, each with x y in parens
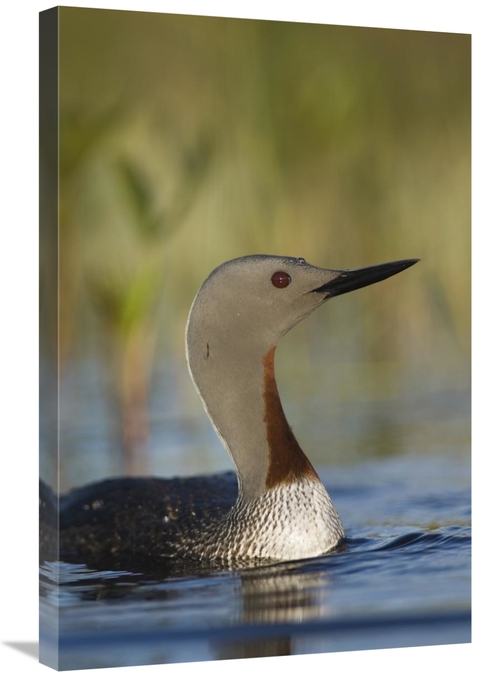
top-left (263, 347), bottom-right (320, 489)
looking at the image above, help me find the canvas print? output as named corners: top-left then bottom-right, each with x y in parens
top-left (39, 7), bottom-right (471, 671)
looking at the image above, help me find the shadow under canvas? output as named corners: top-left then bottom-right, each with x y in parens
top-left (3, 641), bottom-right (39, 661)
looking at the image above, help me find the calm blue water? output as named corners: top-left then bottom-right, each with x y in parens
top-left (39, 451), bottom-right (470, 670)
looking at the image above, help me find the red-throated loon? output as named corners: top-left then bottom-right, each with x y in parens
top-left (40, 255), bottom-right (419, 572)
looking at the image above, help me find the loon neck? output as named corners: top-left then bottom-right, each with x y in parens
top-left (262, 347), bottom-right (319, 489)
top-left (187, 332), bottom-right (318, 503)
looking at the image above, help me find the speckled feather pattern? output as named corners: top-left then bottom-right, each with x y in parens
top-left (41, 472), bottom-right (344, 571)
top-left (177, 475), bottom-right (344, 564)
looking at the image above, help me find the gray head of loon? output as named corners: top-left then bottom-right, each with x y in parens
top-left (185, 255), bottom-right (419, 508)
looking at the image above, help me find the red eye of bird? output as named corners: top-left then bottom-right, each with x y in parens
top-left (271, 271), bottom-right (291, 288)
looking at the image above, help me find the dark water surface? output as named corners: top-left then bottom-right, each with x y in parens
top-left (39, 450), bottom-right (470, 670)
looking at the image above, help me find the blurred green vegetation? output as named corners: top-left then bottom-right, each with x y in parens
top-left (43, 9), bottom-right (470, 482)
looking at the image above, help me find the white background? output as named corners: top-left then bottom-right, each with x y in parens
top-left (0, 1), bottom-right (496, 675)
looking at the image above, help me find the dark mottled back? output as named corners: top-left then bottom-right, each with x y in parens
top-left (40, 474), bottom-right (238, 573)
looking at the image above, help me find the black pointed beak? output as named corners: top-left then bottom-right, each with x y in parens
top-left (311, 259), bottom-right (420, 298)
